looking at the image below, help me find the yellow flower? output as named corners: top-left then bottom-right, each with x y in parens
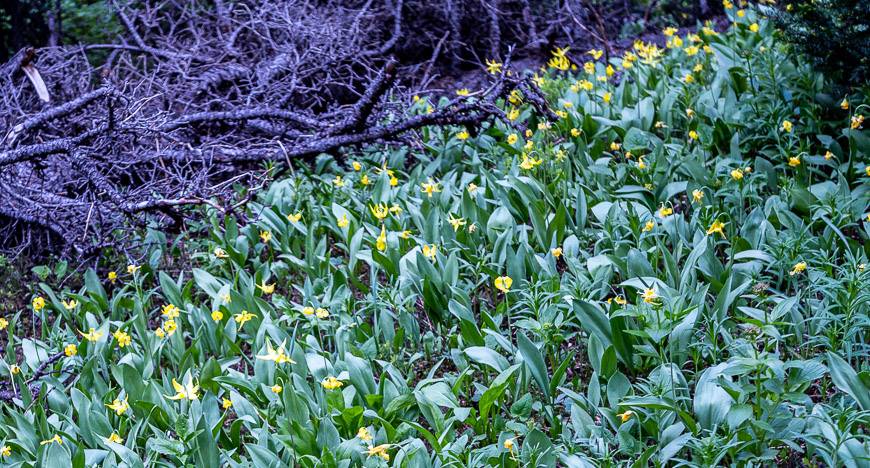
top-left (684, 73), bottom-right (695, 84)
top-left (233, 310), bottom-right (255, 327)
top-left (166, 376), bottom-right (199, 401)
top-left (840, 98), bottom-right (849, 110)
top-left (370, 203), bottom-right (389, 221)
top-left (161, 304), bottom-right (180, 319)
top-left (614, 295), bottom-right (627, 306)
top-left (457, 130), bottom-right (470, 141)
top-left (731, 168), bottom-right (744, 180)
top-left (618, 410), bottom-right (634, 422)
top-left (637, 158), bottom-right (646, 170)
top-left (420, 179), bottom-right (441, 198)
top-left (781, 120), bottom-right (793, 133)
top-left (154, 327), bottom-right (165, 339)
top-left (316, 308), bottom-right (330, 319)
top-left (361, 174), bottom-right (370, 186)
top-left (485, 59), bottom-right (503, 75)
top-left (162, 319), bottom-right (177, 336)
top-left (257, 283), bottom-right (275, 295)
top-left (506, 133), bottom-right (518, 145)
top-left (866, 165), bottom-right (870, 177)
top-left (399, 230), bottom-right (412, 239)
top-left (322, 376), bottom-right (343, 390)
top-left (64, 343), bottom-right (77, 357)
top-left (357, 427), bottom-right (373, 442)
top-left (494, 276), bottom-right (513, 293)
top-left (685, 45), bottom-right (699, 56)
top-left (467, 183), bottom-right (479, 194)
top-left (610, 142), bottom-right (621, 151)
top-left (706, 220), bottom-right (726, 238)
top-left (551, 247), bottom-right (562, 258)
top-left (663, 27), bottom-right (678, 37)
top-left (222, 293), bottom-right (231, 304)
top-left (113, 330), bottom-right (132, 348)
top-left (549, 54), bottom-right (570, 71)
top-left (789, 261), bottom-right (807, 276)
top-left (603, 92), bottom-right (612, 104)
top-left (63, 299), bottom-right (78, 310)
top-left (507, 107), bottom-right (520, 121)
top-left (107, 271), bottom-right (117, 283)
top-left (688, 129), bottom-right (698, 140)
top-left (389, 175), bottom-right (398, 186)
top-left (447, 214), bottom-right (466, 232)
top-left (788, 156), bottom-right (801, 167)
top-left (824, 151), bottom-right (834, 160)
top-left (337, 213), bottom-right (349, 228)
top-left (642, 220), bottom-right (655, 232)
top-left (32, 296), bottom-right (45, 311)
top-left (422, 244), bottom-right (437, 262)
top-left (641, 287), bottom-right (658, 304)
top-left (272, 384), bottom-right (283, 394)
top-left (259, 230), bottom-right (272, 243)
top-left (126, 264), bottom-right (140, 274)
top-left (211, 310), bottom-right (223, 322)
top-left (106, 433), bottom-right (123, 444)
top-left (0, 318), bottom-right (7, 331)
top-left (302, 306), bottom-right (315, 316)
top-left (333, 175), bottom-right (345, 187)
top-left (749, 23), bottom-right (759, 33)
top-left (0, 445), bottom-right (9, 457)
top-left (376, 225), bottom-right (387, 251)
top-left (106, 395), bottom-right (129, 415)
top-left (504, 438), bottom-right (515, 451)
top-left (851, 115), bottom-right (864, 129)
top-left (692, 189), bottom-right (704, 203)
top-left (693, 63), bottom-right (703, 72)
top-left (571, 128), bottom-right (581, 137)
top-left (80, 328), bottom-right (104, 342)
top-left (287, 212), bottom-right (302, 223)
top-left (456, 88), bottom-right (471, 96)
top-left (658, 205), bottom-right (673, 218)
top-left (256, 339), bottom-right (295, 365)
top-left (222, 397), bottom-right (233, 409)
top-left (10, 365), bottom-right (20, 375)
top-left (40, 434), bottom-right (62, 446)
top-left (365, 444), bottom-right (390, 461)
top-left (587, 48), bottom-right (604, 60)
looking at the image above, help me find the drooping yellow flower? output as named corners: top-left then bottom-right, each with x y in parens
top-left (587, 49), bottom-right (604, 60)
top-left (107, 271), bottom-right (117, 283)
top-left (302, 306), bottom-right (315, 316)
top-left (161, 304), bottom-right (180, 319)
top-left (485, 59), bottom-right (503, 75)
top-left (851, 115), bottom-right (864, 129)
top-left (166, 376), bottom-right (199, 401)
top-left (456, 88), bottom-right (471, 96)
top-left (688, 129), bottom-right (698, 140)
top-left (222, 398), bottom-right (233, 409)
top-left (40, 434), bottom-right (63, 446)
top-left (447, 214), bottom-right (466, 232)
top-left (370, 203), bottom-right (389, 221)
top-left (642, 220), bottom-right (655, 232)
top-left (551, 247), bottom-right (562, 258)
top-left (256, 339), bottom-right (295, 365)
top-left (641, 287), bottom-right (658, 304)
top-left (257, 283), bottom-right (275, 295)
top-left (337, 213), bottom-right (349, 228)
top-left (113, 330), bottom-right (132, 348)
top-left (233, 310), bottom-right (255, 327)
top-left (788, 156), bottom-right (801, 167)
top-left (162, 319), bottom-right (177, 336)
top-left (315, 308), bottom-right (330, 319)
top-left (32, 296), bottom-right (45, 311)
top-left (618, 410), bottom-right (634, 422)
top-left (106, 395), bottom-right (129, 416)
top-left (361, 174), bottom-right (370, 186)
top-left (10, 365), bottom-right (20, 375)
top-left (420, 179), bottom-right (441, 198)
top-left (571, 128), bottom-right (581, 137)
top-left (824, 151), bottom-right (834, 160)
top-left (106, 433), bottom-right (123, 444)
top-left (333, 175), bottom-right (345, 187)
top-left (365, 444), bottom-right (390, 461)
top-left (0, 318), bottom-right (7, 331)
top-left (706, 220), bottom-right (726, 238)
top-left (211, 310), bottom-right (223, 322)
top-left (322, 376), bottom-right (343, 390)
top-left (658, 205), bottom-right (673, 218)
top-left (749, 23), bottom-right (759, 33)
top-left (376, 225), bottom-right (387, 251)
top-left (287, 212), bottom-right (302, 223)
top-left (154, 327), bottom-right (165, 339)
top-left (357, 427), bottom-right (374, 442)
top-left (64, 343), bottom-right (77, 357)
top-left (789, 261), bottom-right (807, 276)
top-left (63, 299), bottom-right (78, 310)
top-left (504, 438), bottom-right (515, 451)
top-left (684, 73), bottom-right (695, 84)
top-left (506, 133), bottom-right (518, 145)
top-left (126, 264), bottom-right (140, 274)
top-left (259, 230), bottom-right (272, 243)
top-left (0, 446), bottom-right (10, 457)
top-left (494, 276), bottom-right (513, 293)
top-left (731, 168), bottom-right (744, 180)
top-left (422, 244), bottom-right (437, 262)
top-left (603, 92), bottom-right (612, 104)
top-left (781, 120), bottom-right (793, 133)
top-left (399, 230), bottom-right (412, 239)
top-left (80, 328), bottom-right (104, 342)
top-left (692, 189), bottom-right (704, 203)
top-left (663, 27), bottom-right (678, 37)
top-left (840, 98), bottom-right (849, 110)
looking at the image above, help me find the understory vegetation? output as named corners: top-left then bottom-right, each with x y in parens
top-left (1, 5), bottom-right (869, 467)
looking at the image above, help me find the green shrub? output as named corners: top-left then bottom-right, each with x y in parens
top-left (773, 0), bottom-right (870, 85)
